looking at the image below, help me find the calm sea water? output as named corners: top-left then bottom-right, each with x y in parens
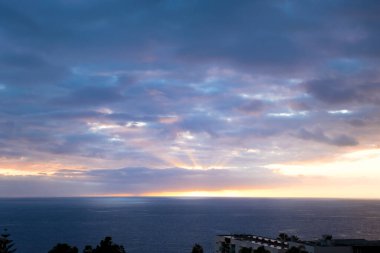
top-left (1, 198), bottom-right (380, 253)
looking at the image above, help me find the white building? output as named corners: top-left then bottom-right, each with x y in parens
top-left (216, 234), bottom-right (288, 253)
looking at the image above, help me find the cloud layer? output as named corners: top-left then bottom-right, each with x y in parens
top-left (0, 0), bottom-right (380, 196)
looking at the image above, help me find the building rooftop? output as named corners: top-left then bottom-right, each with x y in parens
top-left (299, 238), bottom-right (380, 247)
top-left (218, 234), bottom-right (380, 248)
top-left (218, 234), bottom-right (289, 249)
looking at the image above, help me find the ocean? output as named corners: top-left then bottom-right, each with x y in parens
top-left (0, 197), bottom-right (380, 253)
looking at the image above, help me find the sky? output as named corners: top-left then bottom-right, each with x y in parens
top-left (0, 0), bottom-right (380, 198)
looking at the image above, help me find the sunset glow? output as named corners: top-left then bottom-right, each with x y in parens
top-left (1, 1), bottom-right (380, 198)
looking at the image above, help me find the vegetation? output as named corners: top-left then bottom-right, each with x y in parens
top-left (82, 245), bottom-right (93, 253)
top-left (277, 233), bottom-right (301, 242)
top-left (191, 244), bottom-right (203, 253)
top-left (48, 244), bottom-right (78, 253)
top-left (48, 237), bottom-right (126, 253)
top-left (0, 229), bottom-right (16, 253)
top-left (239, 245), bottom-right (270, 253)
top-left (290, 235), bottom-right (300, 242)
top-left (239, 247), bottom-right (252, 253)
top-left (277, 233), bottom-right (290, 242)
top-left (253, 246), bottom-right (270, 253)
top-left (0, 229), bottom-right (311, 253)
top-left (285, 246), bottom-right (308, 253)
top-left (276, 233), bottom-right (307, 253)
top-left (219, 241), bottom-right (230, 253)
top-left (92, 237), bottom-right (126, 253)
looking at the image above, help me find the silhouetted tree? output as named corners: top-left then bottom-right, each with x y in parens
top-left (192, 244), bottom-right (203, 253)
top-left (92, 237), bottom-right (126, 253)
top-left (219, 241), bottom-right (230, 253)
top-left (277, 233), bottom-right (290, 242)
top-left (285, 246), bottom-right (308, 253)
top-left (290, 235), bottom-right (300, 242)
top-left (239, 247), bottom-right (252, 253)
top-left (253, 246), bottom-right (270, 253)
top-left (82, 245), bottom-right (93, 253)
top-left (48, 243), bottom-right (78, 253)
top-left (322, 235), bottom-right (332, 241)
top-left (0, 229), bottom-right (16, 253)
